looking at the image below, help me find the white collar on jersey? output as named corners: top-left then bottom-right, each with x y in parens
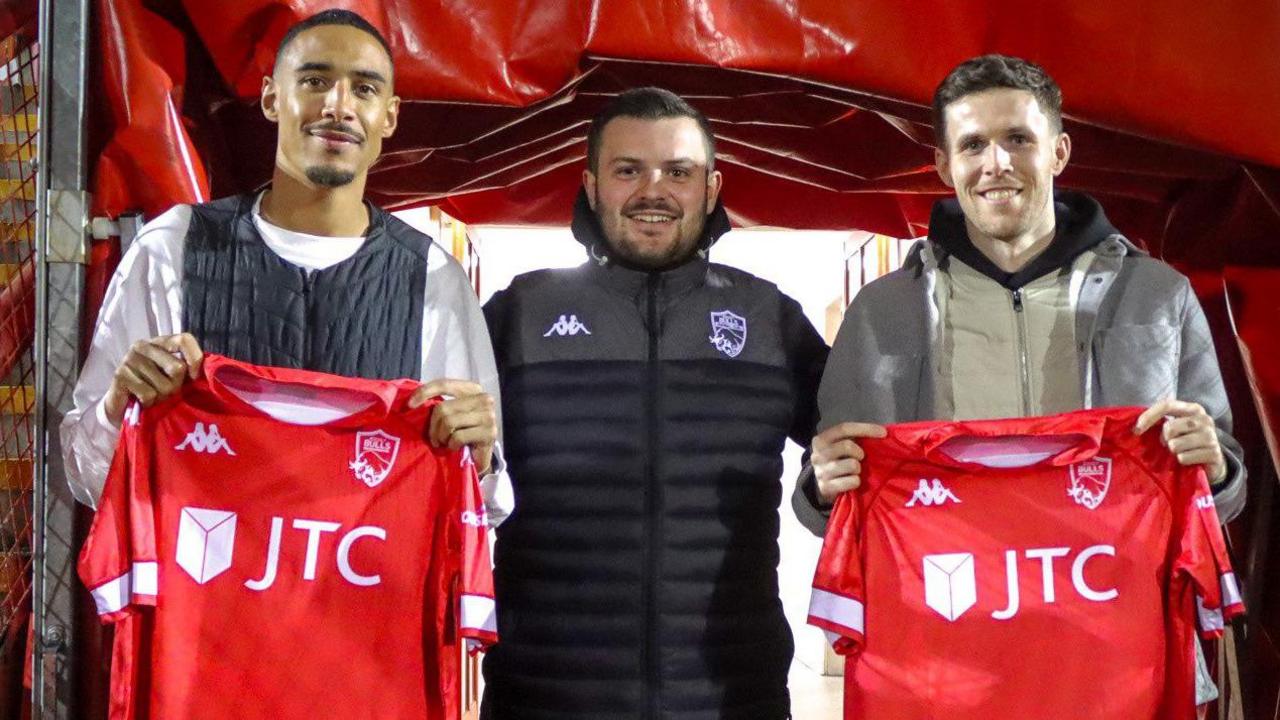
top-left (202, 354), bottom-right (402, 428)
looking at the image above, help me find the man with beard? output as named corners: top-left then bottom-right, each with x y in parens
top-left (481, 87), bottom-right (829, 719)
top-left (793, 55), bottom-right (1244, 706)
top-left (61, 10), bottom-right (503, 516)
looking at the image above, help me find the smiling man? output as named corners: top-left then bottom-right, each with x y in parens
top-left (792, 55), bottom-right (1245, 705)
top-left (798, 53), bottom-right (1244, 522)
top-left (480, 88), bottom-right (829, 719)
top-left (61, 10), bottom-right (504, 518)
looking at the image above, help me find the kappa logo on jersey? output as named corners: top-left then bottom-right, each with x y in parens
top-left (708, 310), bottom-right (747, 357)
top-left (543, 314), bottom-right (592, 337)
top-left (349, 430), bottom-right (401, 488)
top-left (906, 478), bottom-right (961, 507)
top-left (174, 423), bottom-right (236, 455)
top-left (1067, 457), bottom-right (1112, 510)
top-left (922, 545), bottom-right (1118, 622)
top-left (174, 506), bottom-right (388, 589)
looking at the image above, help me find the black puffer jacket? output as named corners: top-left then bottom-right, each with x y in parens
top-left (481, 193), bottom-right (828, 719)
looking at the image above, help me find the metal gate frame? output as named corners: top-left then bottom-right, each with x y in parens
top-left (32, 0), bottom-right (88, 716)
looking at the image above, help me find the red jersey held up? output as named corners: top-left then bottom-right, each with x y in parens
top-left (808, 407), bottom-right (1243, 720)
top-left (78, 354), bottom-right (497, 720)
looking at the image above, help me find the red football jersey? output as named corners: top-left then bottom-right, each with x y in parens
top-left (808, 407), bottom-right (1243, 720)
top-left (78, 354), bottom-right (497, 720)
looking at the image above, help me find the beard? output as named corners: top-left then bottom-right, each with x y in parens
top-left (305, 165), bottom-right (357, 188)
top-left (594, 186), bottom-right (708, 271)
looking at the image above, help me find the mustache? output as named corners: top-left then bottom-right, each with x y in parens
top-left (622, 201), bottom-right (681, 216)
top-left (305, 121), bottom-right (365, 143)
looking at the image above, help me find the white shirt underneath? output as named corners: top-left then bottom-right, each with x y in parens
top-left (251, 192), bottom-right (366, 271)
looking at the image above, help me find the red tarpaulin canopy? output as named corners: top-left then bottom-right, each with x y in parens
top-left (82, 2), bottom-right (1280, 711)
top-left (94, 1), bottom-right (1280, 243)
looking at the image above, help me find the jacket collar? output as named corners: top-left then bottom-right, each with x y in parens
top-left (583, 243), bottom-right (711, 297)
top-left (904, 192), bottom-right (1143, 278)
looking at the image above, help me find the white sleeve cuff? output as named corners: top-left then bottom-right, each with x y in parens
top-left (61, 397), bottom-right (125, 509)
top-left (481, 444), bottom-right (513, 528)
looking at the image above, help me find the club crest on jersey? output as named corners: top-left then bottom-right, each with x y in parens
top-left (349, 430), bottom-right (401, 488)
top-left (1067, 457), bottom-right (1112, 510)
top-left (708, 310), bottom-right (747, 358)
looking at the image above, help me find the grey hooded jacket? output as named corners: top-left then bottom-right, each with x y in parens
top-left (793, 232), bottom-right (1247, 535)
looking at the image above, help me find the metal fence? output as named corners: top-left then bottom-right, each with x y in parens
top-left (0, 16), bottom-right (38, 714)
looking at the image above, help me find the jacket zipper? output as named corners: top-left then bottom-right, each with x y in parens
top-left (301, 268), bottom-right (314, 365)
top-left (1011, 288), bottom-right (1031, 416)
top-left (644, 273), bottom-right (663, 720)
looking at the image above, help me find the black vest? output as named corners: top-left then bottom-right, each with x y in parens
top-left (181, 194), bottom-right (426, 380)
top-left (481, 255), bottom-right (828, 720)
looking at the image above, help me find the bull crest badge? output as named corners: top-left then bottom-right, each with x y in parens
top-left (708, 310), bottom-right (747, 358)
top-left (350, 430), bottom-right (401, 488)
top-left (1067, 457), bottom-right (1112, 510)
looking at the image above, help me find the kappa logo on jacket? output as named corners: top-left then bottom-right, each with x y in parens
top-left (708, 310), bottom-right (747, 357)
top-left (906, 479), bottom-right (961, 507)
top-left (543, 314), bottom-right (592, 337)
top-left (175, 423), bottom-right (236, 455)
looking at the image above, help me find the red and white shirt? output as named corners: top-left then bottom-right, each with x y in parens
top-left (808, 407), bottom-right (1243, 720)
top-left (78, 354), bottom-right (496, 720)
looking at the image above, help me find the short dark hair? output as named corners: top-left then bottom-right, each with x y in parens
top-left (274, 9), bottom-right (393, 75)
top-left (586, 87), bottom-right (716, 173)
top-left (932, 54), bottom-right (1063, 149)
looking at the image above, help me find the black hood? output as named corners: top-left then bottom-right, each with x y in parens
top-left (570, 187), bottom-right (733, 265)
top-left (928, 190), bottom-right (1122, 289)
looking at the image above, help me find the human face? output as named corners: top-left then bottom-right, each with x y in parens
top-left (262, 25), bottom-right (399, 189)
top-left (584, 117), bottom-right (723, 269)
top-left (934, 88), bottom-right (1070, 247)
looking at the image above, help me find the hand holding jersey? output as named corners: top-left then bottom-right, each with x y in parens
top-left (1135, 398), bottom-right (1228, 484)
top-left (812, 421), bottom-right (886, 503)
top-left (410, 378), bottom-right (497, 475)
top-left (105, 338), bottom-right (500, 476)
top-left (815, 397), bottom-right (1228, 505)
top-left (103, 333), bottom-right (204, 423)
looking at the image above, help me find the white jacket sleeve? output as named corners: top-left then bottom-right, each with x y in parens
top-left (420, 242), bottom-right (512, 527)
top-left (58, 207), bottom-right (190, 507)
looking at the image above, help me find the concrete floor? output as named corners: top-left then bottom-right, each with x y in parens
top-left (789, 659), bottom-right (843, 718)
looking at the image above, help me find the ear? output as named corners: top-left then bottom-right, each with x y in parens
top-left (1051, 132), bottom-right (1072, 176)
top-left (583, 169), bottom-right (597, 210)
top-left (705, 169), bottom-right (723, 213)
top-left (381, 95), bottom-right (400, 138)
top-left (261, 76), bottom-right (279, 123)
top-left (934, 146), bottom-right (955, 188)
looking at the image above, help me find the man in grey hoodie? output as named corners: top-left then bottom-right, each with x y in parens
top-left (795, 54), bottom-right (1244, 529)
top-left (793, 54), bottom-right (1243, 706)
